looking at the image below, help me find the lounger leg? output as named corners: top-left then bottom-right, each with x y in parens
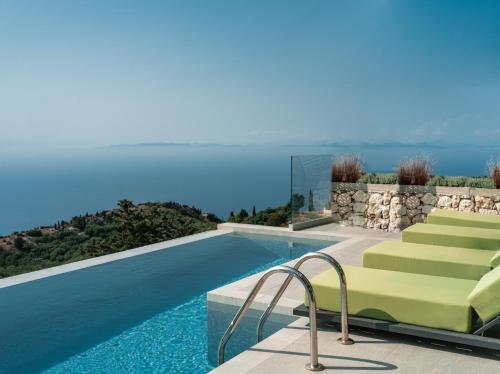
top-left (473, 315), bottom-right (500, 336)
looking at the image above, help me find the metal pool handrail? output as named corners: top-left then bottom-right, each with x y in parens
top-left (257, 252), bottom-right (353, 345)
top-left (218, 265), bottom-right (324, 371)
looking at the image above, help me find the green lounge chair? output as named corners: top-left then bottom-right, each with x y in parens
top-left (402, 223), bottom-right (500, 250)
top-left (295, 265), bottom-right (500, 350)
top-left (363, 240), bottom-right (499, 280)
top-left (428, 209), bottom-right (500, 230)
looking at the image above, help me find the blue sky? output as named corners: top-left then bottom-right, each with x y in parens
top-left (1, 0), bottom-right (499, 148)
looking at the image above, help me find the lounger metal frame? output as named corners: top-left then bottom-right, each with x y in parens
top-left (293, 305), bottom-right (500, 351)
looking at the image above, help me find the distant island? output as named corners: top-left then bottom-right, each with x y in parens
top-left (107, 141), bottom-right (500, 150)
top-left (0, 200), bottom-right (222, 278)
top-left (107, 141), bottom-right (241, 148)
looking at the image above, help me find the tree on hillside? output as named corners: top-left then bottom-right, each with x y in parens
top-left (291, 193), bottom-right (305, 213)
top-left (117, 199), bottom-right (134, 214)
top-left (237, 209), bottom-right (249, 221)
top-left (13, 236), bottom-right (25, 250)
top-left (308, 189), bottom-right (315, 212)
top-left (115, 199), bottom-right (141, 247)
top-left (252, 206), bottom-right (256, 217)
top-left (71, 215), bottom-right (86, 230)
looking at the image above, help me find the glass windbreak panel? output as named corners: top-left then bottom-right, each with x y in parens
top-left (291, 154), bottom-right (335, 225)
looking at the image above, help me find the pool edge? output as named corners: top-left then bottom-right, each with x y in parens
top-left (0, 229), bottom-right (231, 289)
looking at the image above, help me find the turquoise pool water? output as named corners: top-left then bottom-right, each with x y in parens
top-left (0, 232), bottom-right (335, 373)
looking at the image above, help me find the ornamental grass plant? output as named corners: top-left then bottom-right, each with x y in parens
top-left (331, 155), bottom-right (363, 183)
top-left (397, 156), bottom-right (433, 186)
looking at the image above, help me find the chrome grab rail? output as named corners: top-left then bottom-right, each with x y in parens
top-left (218, 265), bottom-right (324, 371)
top-left (257, 252), bottom-right (353, 345)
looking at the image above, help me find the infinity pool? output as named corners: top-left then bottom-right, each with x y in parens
top-left (0, 232), bottom-right (336, 373)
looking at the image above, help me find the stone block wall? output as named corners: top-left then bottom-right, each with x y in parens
top-left (331, 183), bottom-right (500, 232)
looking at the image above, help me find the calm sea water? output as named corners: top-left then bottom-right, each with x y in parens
top-left (0, 144), bottom-right (499, 235)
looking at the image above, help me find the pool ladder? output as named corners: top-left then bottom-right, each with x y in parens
top-left (218, 252), bottom-right (353, 371)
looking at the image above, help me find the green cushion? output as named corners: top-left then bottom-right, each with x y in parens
top-left (468, 267), bottom-right (500, 322)
top-left (428, 209), bottom-right (500, 230)
top-left (490, 251), bottom-right (500, 268)
top-left (402, 223), bottom-right (500, 251)
top-left (307, 265), bottom-right (476, 333)
top-left (363, 240), bottom-right (494, 280)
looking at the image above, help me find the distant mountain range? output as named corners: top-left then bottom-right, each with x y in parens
top-left (109, 142), bottom-right (241, 148)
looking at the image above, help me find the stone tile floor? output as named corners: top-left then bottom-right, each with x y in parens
top-left (212, 318), bottom-right (500, 373)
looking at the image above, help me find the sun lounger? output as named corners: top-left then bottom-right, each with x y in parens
top-left (305, 265), bottom-right (476, 332)
top-left (363, 240), bottom-right (498, 280)
top-left (296, 265), bottom-right (500, 350)
top-left (428, 209), bottom-right (500, 230)
top-left (402, 223), bottom-right (500, 250)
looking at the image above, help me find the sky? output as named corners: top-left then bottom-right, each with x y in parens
top-left (0, 0), bottom-right (499, 148)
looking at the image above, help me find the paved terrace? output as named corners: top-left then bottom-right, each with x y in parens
top-left (209, 223), bottom-right (500, 373)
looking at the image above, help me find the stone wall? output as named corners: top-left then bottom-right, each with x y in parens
top-left (331, 183), bottom-right (500, 232)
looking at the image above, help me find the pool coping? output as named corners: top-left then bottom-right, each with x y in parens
top-left (0, 223), bottom-right (351, 290)
top-left (0, 229), bottom-right (230, 289)
top-left (217, 222), bottom-right (352, 241)
top-left (210, 222), bottom-right (356, 315)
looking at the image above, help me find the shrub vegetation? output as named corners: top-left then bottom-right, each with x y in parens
top-left (357, 173), bottom-right (493, 188)
top-left (358, 173), bottom-right (398, 184)
top-left (427, 175), bottom-right (494, 188)
top-left (229, 200), bottom-right (294, 227)
top-left (229, 204), bottom-right (291, 227)
top-left (0, 200), bottom-right (221, 278)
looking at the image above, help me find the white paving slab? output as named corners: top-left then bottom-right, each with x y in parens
top-left (212, 318), bottom-right (500, 374)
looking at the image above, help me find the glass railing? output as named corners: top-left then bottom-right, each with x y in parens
top-left (290, 154), bottom-right (336, 229)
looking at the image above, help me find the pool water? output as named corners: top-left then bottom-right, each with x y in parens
top-left (0, 232), bottom-right (335, 373)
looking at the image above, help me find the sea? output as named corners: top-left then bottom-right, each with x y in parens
top-left (0, 143), bottom-right (499, 236)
